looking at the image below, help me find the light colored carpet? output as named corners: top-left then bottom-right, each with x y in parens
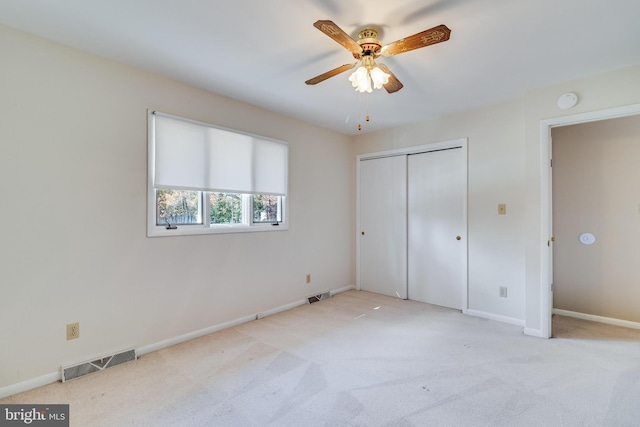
top-left (3, 290), bottom-right (640, 426)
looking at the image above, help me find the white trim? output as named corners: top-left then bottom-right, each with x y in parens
top-left (0, 371), bottom-right (60, 400)
top-left (356, 138), bottom-right (466, 161)
top-left (137, 287), bottom-right (355, 356)
top-left (0, 288), bottom-right (355, 399)
top-left (355, 158), bottom-right (361, 291)
top-left (538, 103), bottom-right (640, 339)
top-left (553, 309), bottom-right (640, 331)
top-left (148, 220), bottom-right (289, 237)
top-left (136, 314), bottom-right (258, 356)
top-left (138, 298), bottom-right (307, 356)
top-left (466, 309), bottom-right (525, 327)
top-left (539, 121), bottom-right (553, 339)
top-left (524, 328), bottom-right (545, 338)
top-left (356, 138), bottom-right (468, 310)
top-left (331, 285), bottom-right (356, 296)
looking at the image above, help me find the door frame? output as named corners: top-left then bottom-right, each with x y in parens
top-left (356, 138), bottom-right (468, 311)
top-left (538, 103), bottom-right (640, 338)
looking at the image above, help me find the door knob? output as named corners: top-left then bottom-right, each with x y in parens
top-left (456, 236), bottom-right (461, 240)
top-left (361, 231), bottom-right (365, 235)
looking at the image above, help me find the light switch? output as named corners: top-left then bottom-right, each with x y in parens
top-left (498, 204), bottom-right (506, 215)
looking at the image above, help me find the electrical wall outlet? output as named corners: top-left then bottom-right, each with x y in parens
top-left (306, 274), bottom-right (311, 284)
top-left (67, 322), bottom-right (80, 340)
top-left (499, 287), bottom-right (508, 298)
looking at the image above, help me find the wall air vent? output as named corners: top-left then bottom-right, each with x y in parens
top-left (62, 349), bottom-right (136, 382)
top-left (307, 291), bottom-right (331, 304)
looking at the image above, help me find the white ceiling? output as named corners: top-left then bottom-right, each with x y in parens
top-left (1, 0), bottom-right (639, 135)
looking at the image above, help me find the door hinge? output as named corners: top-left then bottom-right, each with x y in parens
top-left (551, 283), bottom-right (554, 292)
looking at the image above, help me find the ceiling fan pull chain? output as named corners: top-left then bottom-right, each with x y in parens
top-left (358, 92), bottom-right (363, 131)
top-left (366, 92), bottom-right (370, 122)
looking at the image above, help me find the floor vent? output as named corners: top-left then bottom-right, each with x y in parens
top-left (307, 291), bottom-right (331, 304)
top-left (62, 349), bottom-right (136, 382)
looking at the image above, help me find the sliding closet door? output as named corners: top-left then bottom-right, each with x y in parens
top-left (408, 148), bottom-right (466, 309)
top-left (359, 156), bottom-right (407, 299)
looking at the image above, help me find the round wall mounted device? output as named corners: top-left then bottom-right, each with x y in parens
top-left (557, 92), bottom-right (579, 109)
top-left (579, 232), bottom-right (595, 245)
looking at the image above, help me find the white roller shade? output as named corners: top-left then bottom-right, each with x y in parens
top-left (152, 112), bottom-right (288, 196)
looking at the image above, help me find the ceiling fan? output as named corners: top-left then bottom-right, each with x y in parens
top-left (305, 20), bottom-right (451, 94)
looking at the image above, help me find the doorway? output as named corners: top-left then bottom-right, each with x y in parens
top-left (539, 103), bottom-right (640, 338)
top-left (552, 115), bottom-right (640, 324)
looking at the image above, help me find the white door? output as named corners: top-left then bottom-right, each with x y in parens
top-left (407, 148), bottom-right (466, 309)
top-left (359, 156), bottom-right (407, 299)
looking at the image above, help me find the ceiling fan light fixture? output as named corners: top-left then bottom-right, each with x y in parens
top-left (307, 20), bottom-right (450, 129)
top-left (370, 66), bottom-right (390, 89)
top-left (306, 20), bottom-right (451, 96)
top-left (349, 66), bottom-right (372, 93)
top-left (349, 62), bottom-right (390, 93)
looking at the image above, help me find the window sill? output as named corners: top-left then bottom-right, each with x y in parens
top-left (147, 222), bottom-right (288, 237)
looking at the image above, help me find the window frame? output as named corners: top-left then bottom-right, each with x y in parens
top-left (147, 111), bottom-right (288, 237)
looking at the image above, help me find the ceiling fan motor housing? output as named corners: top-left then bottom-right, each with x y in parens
top-left (354, 28), bottom-right (382, 58)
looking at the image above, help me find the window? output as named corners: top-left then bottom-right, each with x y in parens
top-left (253, 194), bottom-right (281, 223)
top-left (148, 111), bottom-right (288, 236)
top-left (209, 192), bottom-right (243, 225)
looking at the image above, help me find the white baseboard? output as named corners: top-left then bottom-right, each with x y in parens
top-left (465, 309), bottom-right (525, 327)
top-left (523, 328), bottom-right (547, 338)
top-left (136, 312), bottom-right (262, 357)
top-left (138, 297), bottom-right (314, 356)
top-left (0, 287), bottom-right (356, 399)
top-left (553, 308), bottom-right (640, 330)
top-left (0, 371), bottom-right (60, 400)
top-left (331, 285), bottom-right (355, 296)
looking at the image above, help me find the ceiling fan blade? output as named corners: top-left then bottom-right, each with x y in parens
top-left (378, 64), bottom-right (403, 93)
top-left (305, 63), bottom-right (356, 85)
top-left (313, 20), bottom-right (363, 56)
top-left (380, 24), bottom-right (451, 57)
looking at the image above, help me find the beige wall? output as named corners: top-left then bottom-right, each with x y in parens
top-left (2, 19), bottom-right (640, 394)
top-left (354, 63), bottom-right (640, 336)
top-left (551, 115), bottom-right (640, 322)
top-left (523, 65), bottom-right (640, 334)
top-left (352, 101), bottom-right (527, 323)
top-left (0, 24), bottom-right (355, 390)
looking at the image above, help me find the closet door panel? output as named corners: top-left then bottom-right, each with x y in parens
top-left (408, 148), bottom-right (466, 309)
top-left (360, 156), bottom-right (407, 298)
